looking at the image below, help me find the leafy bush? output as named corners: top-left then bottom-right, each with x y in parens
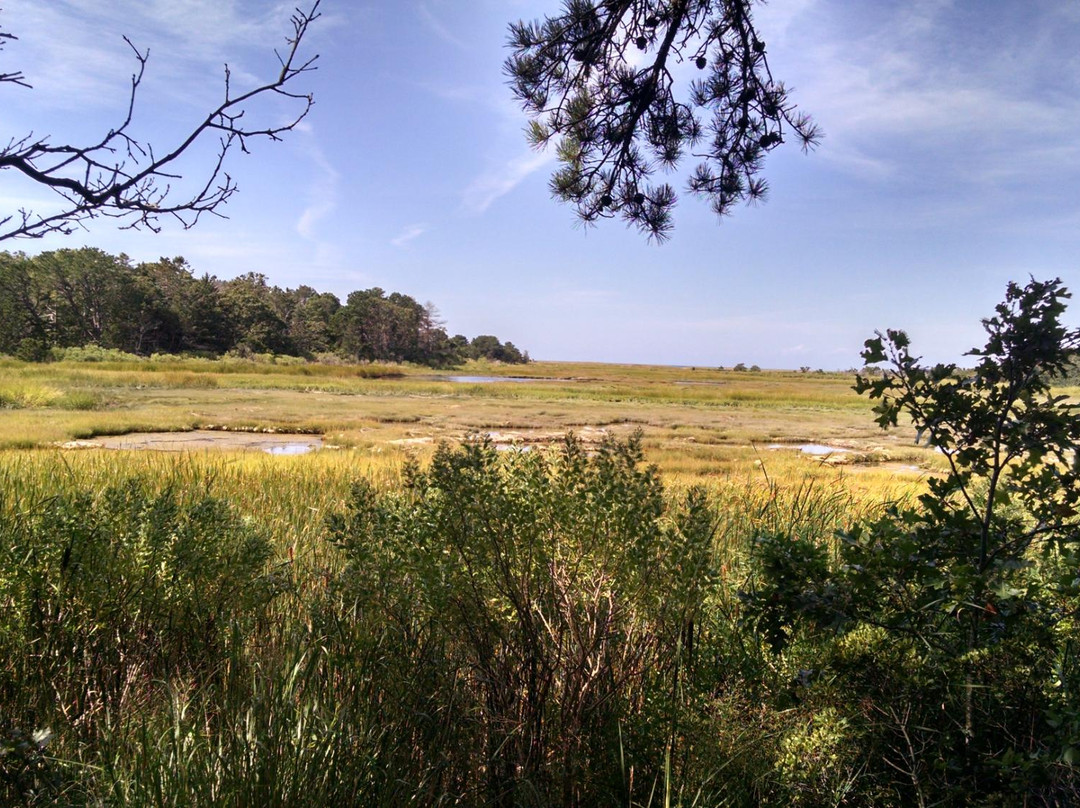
top-left (323, 434), bottom-right (723, 805)
top-left (48, 345), bottom-right (145, 363)
top-left (0, 477), bottom-right (281, 791)
top-left (14, 339), bottom-right (48, 363)
top-left (743, 278), bottom-right (1080, 805)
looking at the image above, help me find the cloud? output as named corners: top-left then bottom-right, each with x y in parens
top-left (391, 224), bottom-right (428, 247)
top-left (294, 128), bottom-right (339, 240)
top-left (764, 1), bottom-right (1080, 190)
top-left (2, 1), bottom-right (311, 114)
top-left (416, 4), bottom-right (470, 52)
top-left (462, 150), bottom-right (554, 214)
top-left (753, 0), bottom-right (820, 47)
top-left (296, 201), bottom-right (334, 241)
top-left (816, 143), bottom-right (894, 180)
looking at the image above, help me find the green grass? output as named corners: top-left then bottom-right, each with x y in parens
top-left (3, 351), bottom-right (1070, 804)
top-left (0, 436), bottom-right (893, 806)
top-left (0, 357), bottom-right (944, 497)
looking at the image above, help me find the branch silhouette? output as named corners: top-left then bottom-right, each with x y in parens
top-left (0, 2), bottom-right (321, 241)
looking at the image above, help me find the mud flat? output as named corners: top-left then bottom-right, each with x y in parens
top-left (68, 430), bottom-right (323, 455)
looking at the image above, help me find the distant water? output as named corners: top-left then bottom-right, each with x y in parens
top-left (264, 443), bottom-right (319, 455)
top-left (767, 443), bottom-right (851, 456)
top-left (443, 375), bottom-right (542, 384)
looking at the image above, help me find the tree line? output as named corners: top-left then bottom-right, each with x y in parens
top-left (0, 248), bottom-right (528, 366)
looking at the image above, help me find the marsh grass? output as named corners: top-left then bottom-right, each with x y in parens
top-left (0, 434), bottom-right (908, 807)
top-left (0, 357), bottom-right (942, 490)
top-left (0, 359), bottom-right (952, 805)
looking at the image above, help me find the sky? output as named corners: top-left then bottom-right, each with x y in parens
top-left (2, 0), bottom-right (1079, 368)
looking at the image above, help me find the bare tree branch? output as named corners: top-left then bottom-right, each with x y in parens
top-left (0, 2), bottom-right (321, 241)
top-left (0, 10), bottom-right (31, 88)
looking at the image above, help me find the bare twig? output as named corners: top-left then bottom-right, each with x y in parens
top-left (1, 9), bottom-right (31, 87)
top-left (0, 2), bottom-right (321, 241)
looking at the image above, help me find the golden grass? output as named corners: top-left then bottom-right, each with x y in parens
top-left (0, 356), bottom-right (943, 604)
top-left (0, 448), bottom-right (409, 575)
top-left (0, 357), bottom-right (963, 501)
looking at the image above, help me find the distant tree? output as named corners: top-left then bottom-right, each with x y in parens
top-left (219, 273), bottom-right (292, 355)
top-left (507, 0), bottom-right (819, 240)
top-left (386, 291), bottom-right (428, 363)
top-left (0, 4), bottom-right (320, 241)
top-left (336, 288), bottom-right (394, 362)
top-left (1, 247), bottom-right (533, 365)
top-left (3, 247), bottom-right (182, 354)
top-left (469, 335), bottom-right (529, 364)
top-left (448, 333), bottom-right (471, 364)
top-left (281, 286), bottom-right (341, 357)
top-left (469, 335), bottom-right (503, 360)
top-left (135, 257), bottom-right (225, 355)
top-left (336, 289), bottom-right (461, 366)
top-left (32, 248), bottom-right (136, 348)
top-left (416, 303), bottom-right (463, 368)
top-left (0, 251), bottom-right (50, 356)
top-left (502, 342), bottom-right (527, 364)
top-left (121, 263), bottom-right (184, 354)
top-left (177, 273), bottom-right (234, 355)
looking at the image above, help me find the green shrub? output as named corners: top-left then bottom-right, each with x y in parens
top-left (48, 345), bottom-right (146, 363)
top-left (0, 478), bottom-right (281, 780)
top-left (323, 434), bottom-right (724, 805)
top-left (14, 339), bottom-right (49, 363)
top-left (742, 279), bottom-right (1080, 805)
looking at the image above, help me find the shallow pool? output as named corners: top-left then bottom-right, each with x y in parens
top-left (85, 430), bottom-right (324, 455)
top-left (442, 375), bottom-right (543, 384)
top-left (766, 443), bottom-right (851, 456)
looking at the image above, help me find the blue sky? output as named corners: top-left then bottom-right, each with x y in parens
top-left (2, 0), bottom-right (1079, 368)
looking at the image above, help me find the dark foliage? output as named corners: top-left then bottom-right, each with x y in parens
top-left (742, 278), bottom-right (1080, 805)
top-left (0, 248), bottom-right (530, 366)
top-left (324, 434), bottom-right (723, 805)
top-left (507, 0), bottom-right (820, 240)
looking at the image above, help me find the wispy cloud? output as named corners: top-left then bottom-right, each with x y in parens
top-left (2, 0), bottom-right (309, 114)
top-left (293, 127), bottom-right (341, 263)
top-left (753, 0), bottom-right (820, 47)
top-left (462, 150), bottom-right (554, 214)
top-left (767, 1), bottom-right (1080, 189)
top-left (416, 4), bottom-right (470, 52)
top-left (391, 223), bottom-right (428, 247)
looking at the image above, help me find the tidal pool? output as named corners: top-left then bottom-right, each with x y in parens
top-left (83, 430), bottom-right (323, 455)
top-left (442, 375), bottom-right (544, 383)
top-left (766, 443), bottom-right (851, 456)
